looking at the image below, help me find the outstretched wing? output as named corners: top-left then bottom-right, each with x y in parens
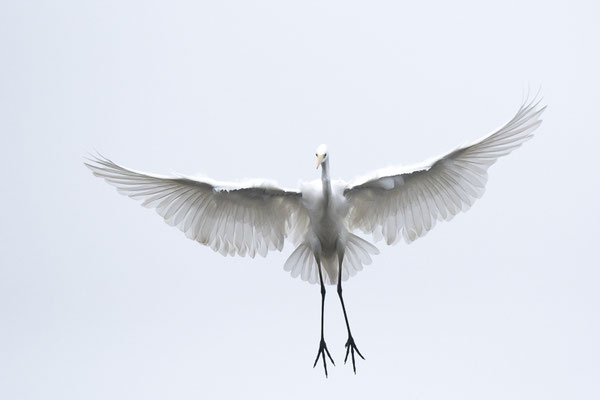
top-left (85, 155), bottom-right (309, 257)
top-left (344, 97), bottom-right (546, 244)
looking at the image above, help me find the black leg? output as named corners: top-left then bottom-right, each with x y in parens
top-left (313, 257), bottom-right (335, 377)
top-left (337, 253), bottom-right (365, 374)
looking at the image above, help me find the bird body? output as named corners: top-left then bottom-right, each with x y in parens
top-left (86, 96), bottom-right (545, 376)
top-left (287, 161), bottom-right (379, 285)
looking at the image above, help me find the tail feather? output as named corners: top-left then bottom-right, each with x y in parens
top-left (283, 234), bottom-right (379, 285)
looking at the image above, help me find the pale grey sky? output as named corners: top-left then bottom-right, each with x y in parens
top-left (1, 0), bottom-right (599, 399)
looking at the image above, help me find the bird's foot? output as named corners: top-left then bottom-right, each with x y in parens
top-left (313, 338), bottom-right (335, 377)
top-left (344, 335), bottom-right (365, 374)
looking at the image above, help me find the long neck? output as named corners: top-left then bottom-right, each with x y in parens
top-left (321, 160), bottom-right (331, 200)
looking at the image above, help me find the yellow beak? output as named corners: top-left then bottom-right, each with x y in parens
top-left (316, 154), bottom-right (324, 169)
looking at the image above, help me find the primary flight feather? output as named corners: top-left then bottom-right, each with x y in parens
top-left (86, 96), bottom-right (545, 376)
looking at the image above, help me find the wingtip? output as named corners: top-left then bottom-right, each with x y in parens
top-left (83, 148), bottom-right (108, 164)
top-left (520, 85), bottom-right (546, 111)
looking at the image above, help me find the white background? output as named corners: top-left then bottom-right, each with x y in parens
top-left (1, 1), bottom-right (599, 399)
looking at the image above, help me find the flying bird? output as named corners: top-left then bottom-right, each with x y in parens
top-left (85, 96), bottom-right (545, 377)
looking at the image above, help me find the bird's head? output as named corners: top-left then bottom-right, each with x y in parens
top-left (315, 144), bottom-right (329, 169)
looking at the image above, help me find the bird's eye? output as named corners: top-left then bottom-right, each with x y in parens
top-left (316, 153), bottom-right (318, 156)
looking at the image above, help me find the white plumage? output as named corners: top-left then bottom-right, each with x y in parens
top-left (86, 97), bottom-right (544, 283)
top-left (86, 96), bottom-right (545, 375)
top-left (345, 98), bottom-right (545, 245)
top-left (87, 158), bottom-right (308, 258)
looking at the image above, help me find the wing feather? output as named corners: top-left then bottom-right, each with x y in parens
top-left (344, 97), bottom-right (546, 244)
top-left (85, 155), bottom-right (309, 257)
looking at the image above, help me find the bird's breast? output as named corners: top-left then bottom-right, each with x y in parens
top-left (301, 182), bottom-right (350, 253)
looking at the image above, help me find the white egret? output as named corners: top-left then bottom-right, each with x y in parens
top-left (85, 96), bottom-right (545, 376)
